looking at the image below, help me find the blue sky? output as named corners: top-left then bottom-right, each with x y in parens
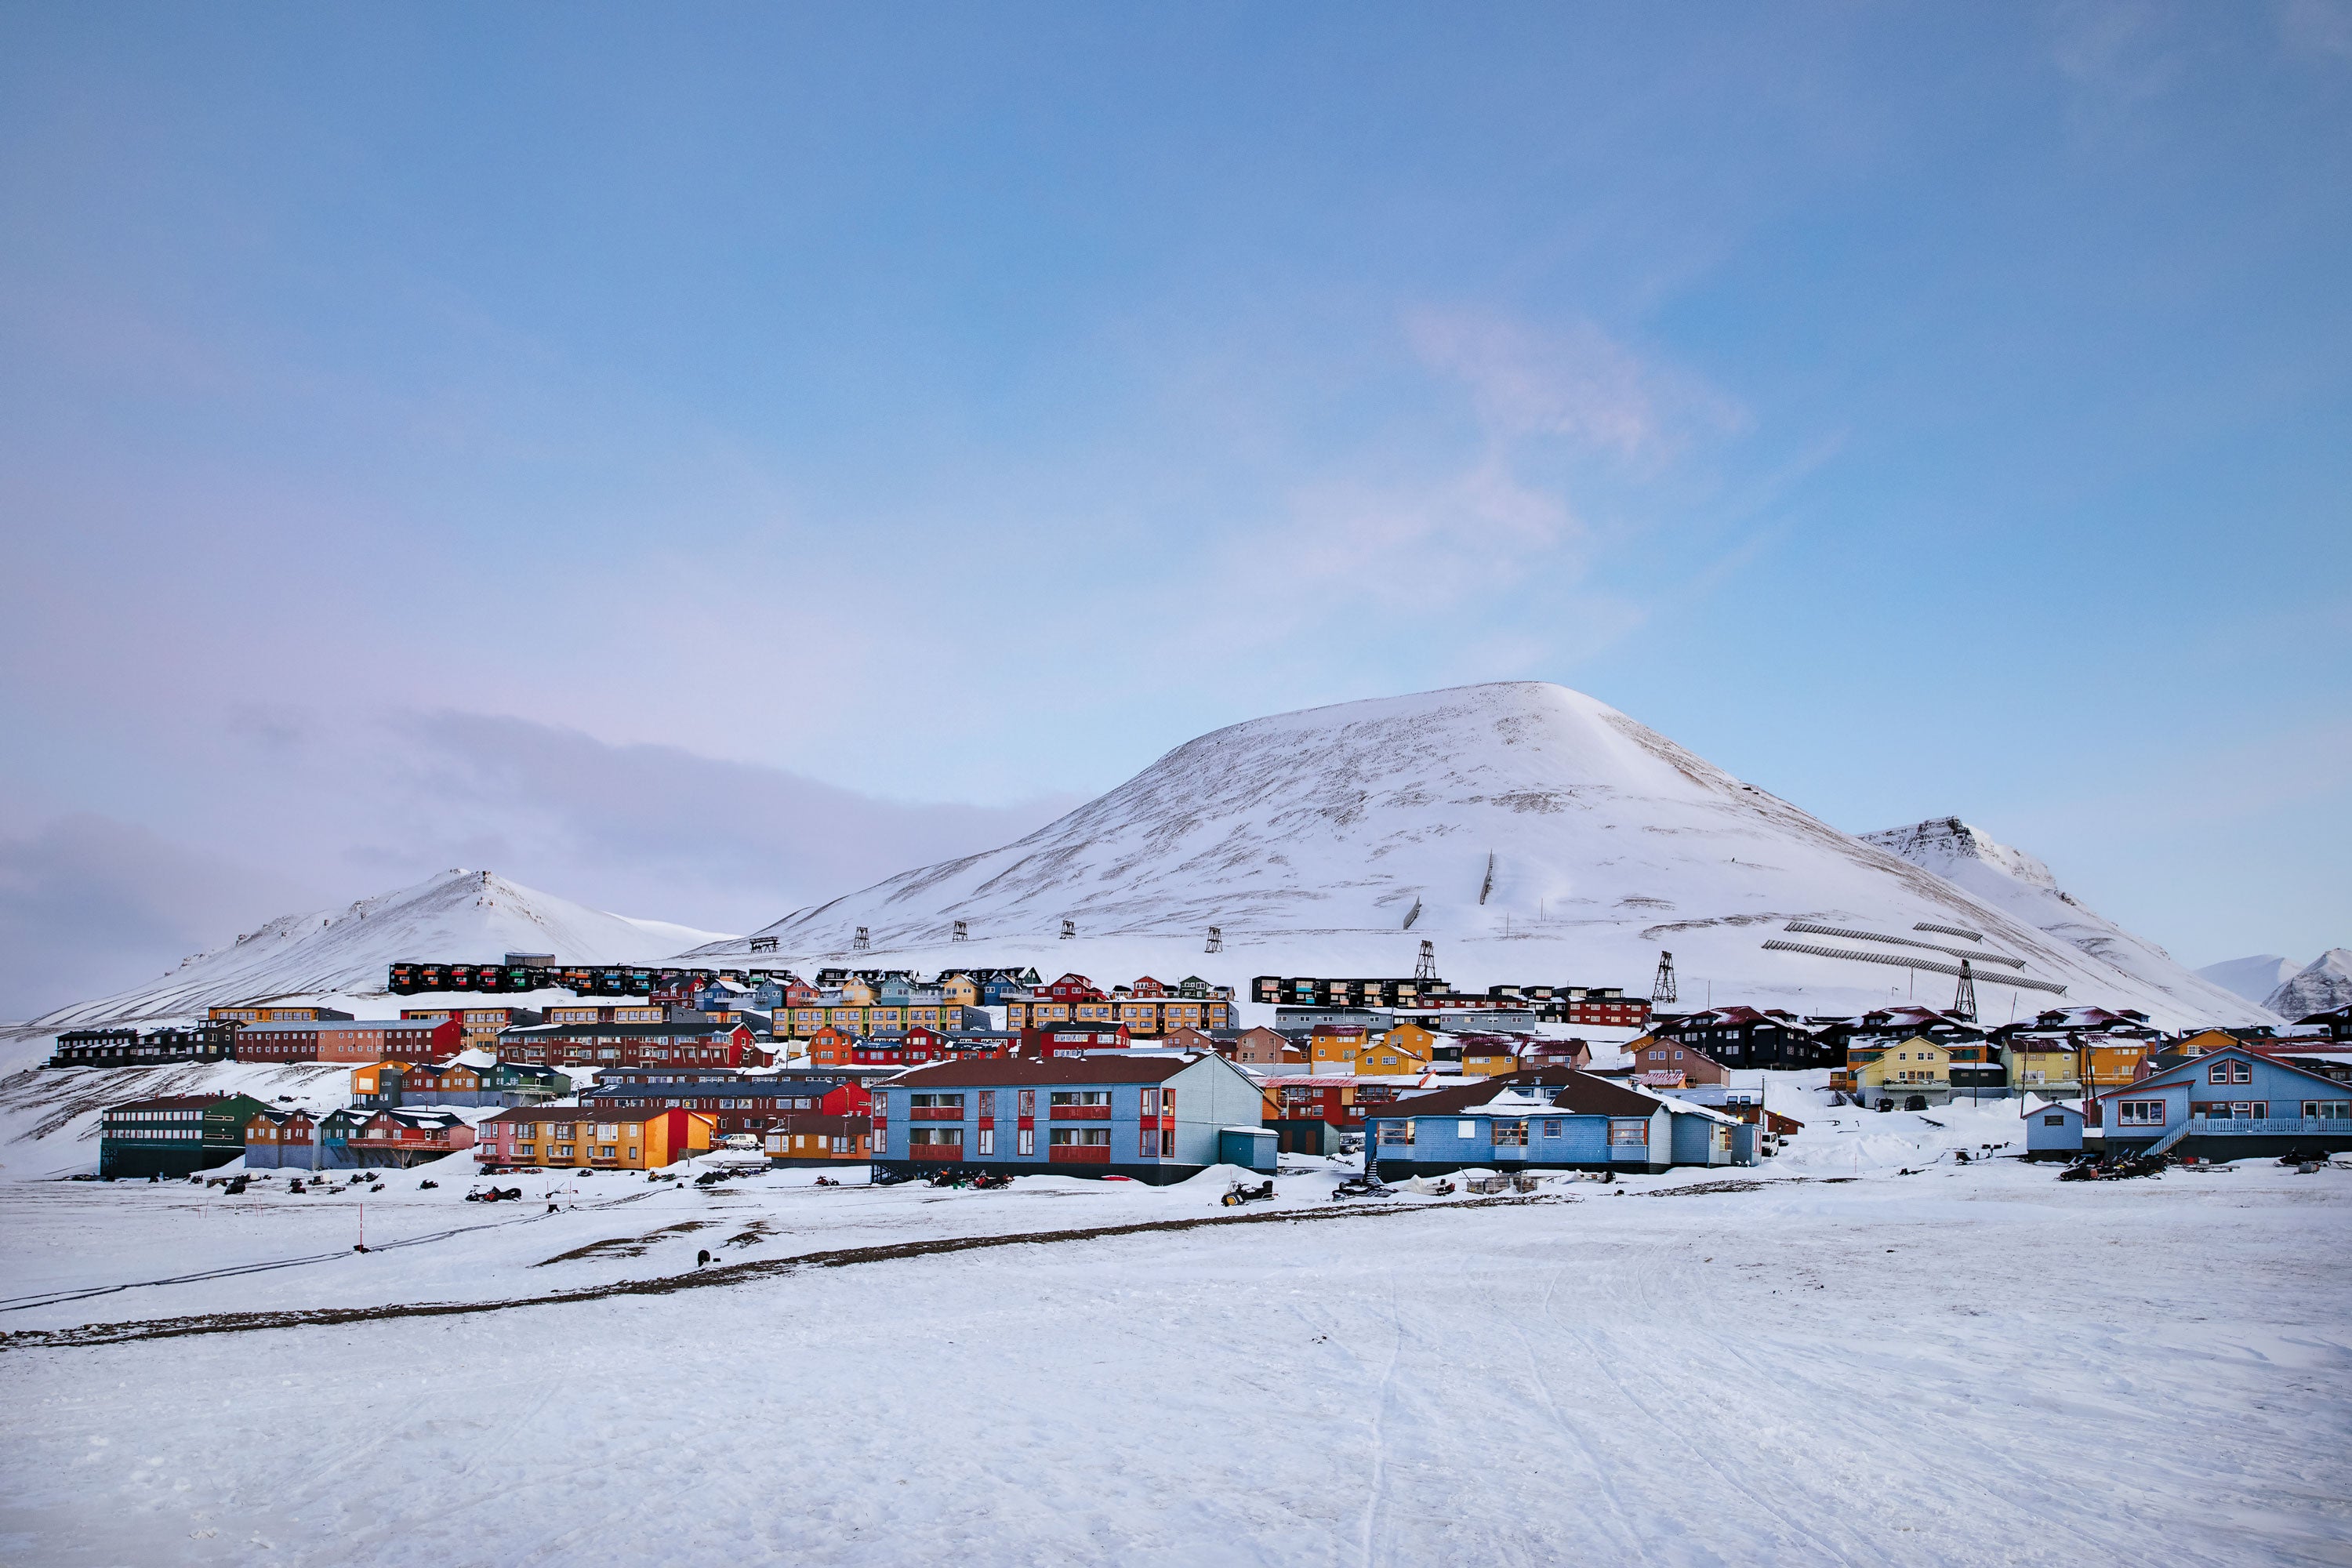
top-left (2, 2), bottom-right (2347, 1018)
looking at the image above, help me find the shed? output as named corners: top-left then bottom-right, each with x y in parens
top-left (1219, 1126), bottom-right (1276, 1173)
top-left (2024, 1101), bottom-right (2085, 1159)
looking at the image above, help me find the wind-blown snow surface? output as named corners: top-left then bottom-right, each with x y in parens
top-left (1861, 817), bottom-right (2276, 1025)
top-left (694, 684), bottom-right (2263, 1027)
top-left (2267, 949), bottom-right (2352, 1019)
top-left (1, 1105), bottom-right (2347, 1567)
top-left (2197, 954), bottom-right (2306, 1007)
top-left (27, 869), bottom-right (731, 1032)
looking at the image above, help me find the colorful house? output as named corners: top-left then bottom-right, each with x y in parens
top-left (2023, 1100), bottom-right (2085, 1160)
top-left (2002, 1038), bottom-right (2082, 1098)
top-left (1362, 1072), bottom-right (1749, 1178)
top-left (763, 1113), bottom-right (873, 1165)
top-left (1853, 1036), bottom-right (1955, 1108)
top-left (242, 1108), bottom-right (323, 1169)
top-left (2092, 1046), bottom-right (2352, 1159)
top-left (583, 1075), bottom-right (869, 1139)
top-left (873, 1052), bottom-right (1267, 1183)
top-left (343, 1108), bottom-right (476, 1168)
top-left (98, 1093), bottom-right (270, 1178)
top-left (474, 1105), bottom-right (717, 1171)
top-left (1359, 1028), bottom-right (1437, 1076)
top-left (234, 1015), bottom-right (463, 1065)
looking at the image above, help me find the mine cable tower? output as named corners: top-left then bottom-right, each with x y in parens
top-left (1652, 950), bottom-right (1678, 1007)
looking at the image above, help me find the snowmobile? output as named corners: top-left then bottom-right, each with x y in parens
top-left (1221, 1179), bottom-right (1276, 1207)
top-left (1330, 1174), bottom-right (1392, 1201)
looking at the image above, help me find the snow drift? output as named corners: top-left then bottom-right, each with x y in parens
top-left (28, 869), bottom-right (729, 1030)
top-left (691, 682), bottom-right (2267, 1028)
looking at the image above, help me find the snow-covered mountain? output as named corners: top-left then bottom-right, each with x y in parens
top-left (2194, 955), bottom-right (2304, 1007)
top-left (1859, 818), bottom-right (2275, 1026)
top-left (30, 869), bottom-right (731, 1030)
top-left (2264, 949), bottom-right (2352, 1020)
top-left (690, 683), bottom-right (2266, 1028)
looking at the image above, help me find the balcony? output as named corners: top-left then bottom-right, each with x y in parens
top-left (1049, 1144), bottom-right (1112, 1163)
top-left (2188, 1116), bottom-right (2351, 1137)
top-left (909, 1107), bottom-right (964, 1122)
top-left (1049, 1105), bottom-right (1112, 1120)
top-left (909, 1144), bottom-right (965, 1160)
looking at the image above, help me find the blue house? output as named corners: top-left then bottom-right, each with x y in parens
top-left (2093, 1046), bottom-right (2352, 1159)
top-left (874, 1051), bottom-right (1269, 1184)
top-left (1361, 1070), bottom-right (1750, 1178)
top-left (2024, 1100), bottom-right (2085, 1160)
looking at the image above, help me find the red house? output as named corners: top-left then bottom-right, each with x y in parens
top-left (1025, 1022), bottom-right (1131, 1058)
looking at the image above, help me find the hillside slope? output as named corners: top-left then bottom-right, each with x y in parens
top-left (690, 683), bottom-right (2263, 1028)
top-left (2194, 955), bottom-right (2304, 1007)
top-left (1859, 818), bottom-right (2276, 1025)
top-left (29, 869), bottom-right (731, 1031)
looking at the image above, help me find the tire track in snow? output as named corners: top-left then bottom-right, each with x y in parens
top-left (0, 1195), bottom-right (1564, 1352)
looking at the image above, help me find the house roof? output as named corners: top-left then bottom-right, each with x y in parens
top-left (237, 1018), bottom-right (450, 1035)
top-left (890, 1054), bottom-right (1207, 1088)
top-left (767, 1112), bottom-right (870, 1135)
top-left (2101, 1044), bottom-right (2347, 1099)
top-left (107, 1094), bottom-right (242, 1112)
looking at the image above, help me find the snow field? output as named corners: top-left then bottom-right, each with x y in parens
top-left (2, 1076), bottom-right (2349, 1568)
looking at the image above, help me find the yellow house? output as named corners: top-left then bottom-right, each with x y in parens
top-left (938, 974), bottom-right (981, 1008)
top-left (2172, 1029), bottom-right (2239, 1057)
top-left (1358, 1026), bottom-right (1437, 1076)
top-left (1457, 1039), bottom-right (1522, 1076)
top-left (1308, 1025), bottom-right (1370, 1071)
top-left (478, 1106), bottom-right (715, 1170)
top-left (1855, 1036), bottom-right (1952, 1101)
top-left (2004, 1040), bottom-right (2081, 1093)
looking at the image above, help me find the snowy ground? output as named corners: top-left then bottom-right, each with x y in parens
top-left (2, 1087), bottom-right (2348, 1566)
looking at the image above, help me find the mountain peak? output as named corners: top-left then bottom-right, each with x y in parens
top-left (694, 684), bottom-right (2269, 1027)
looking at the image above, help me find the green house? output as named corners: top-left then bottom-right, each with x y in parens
top-left (99, 1092), bottom-right (274, 1178)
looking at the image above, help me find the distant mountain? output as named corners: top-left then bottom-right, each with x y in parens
top-left (1861, 818), bottom-right (2277, 1025)
top-left (30, 869), bottom-right (731, 1029)
top-left (2194, 955), bottom-right (2304, 1007)
top-left (688, 682), bottom-right (2264, 1028)
top-left (2265, 949), bottom-right (2352, 1020)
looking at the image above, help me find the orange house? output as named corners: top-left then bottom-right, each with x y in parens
top-left (474, 1105), bottom-right (714, 1171)
top-left (806, 1024), bottom-right (860, 1068)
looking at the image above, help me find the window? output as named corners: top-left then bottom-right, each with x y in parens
top-left (1493, 1121), bottom-right (1528, 1148)
top-left (907, 1127), bottom-right (964, 1145)
top-left (2209, 1060), bottom-right (2253, 1085)
top-left (1376, 1122), bottom-right (1412, 1145)
top-left (1140, 1127), bottom-right (1160, 1157)
top-left (1049, 1129), bottom-right (1111, 1146)
top-left (1017, 1090), bottom-right (1036, 1116)
top-left (1140, 1087), bottom-right (1159, 1116)
top-left (1541, 1119), bottom-right (1563, 1138)
top-left (1049, 1091), bottom-right (1112, 1108)
top-left (977, 1128), bottom-right (995, 1155)
top-left (2116, 1101), bottom-right (2165, 1127)
top-left (909, 1094), bottom-right (965, 1111)
top-left (1017, 1128), bottom-right (1035, 1156)
top-left (1608, 1120), bottom-right (1648, 1146)
top-left (2304, 1101), bottom-right (2352, 1121)
top-left (978, 1091), bottom-right (996, 1117)
top-left (2043, 1114), bottom-right (2067, 1127)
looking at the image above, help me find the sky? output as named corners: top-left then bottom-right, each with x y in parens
top-left (2, 2), bottom-right (2347, 1020)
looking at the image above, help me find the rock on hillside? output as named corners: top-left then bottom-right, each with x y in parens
top-left (2265, 949), bottom-right (2352, 1020)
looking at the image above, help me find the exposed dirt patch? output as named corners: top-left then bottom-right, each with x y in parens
top-left (532, 1220), bottom-right (716, 1268)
